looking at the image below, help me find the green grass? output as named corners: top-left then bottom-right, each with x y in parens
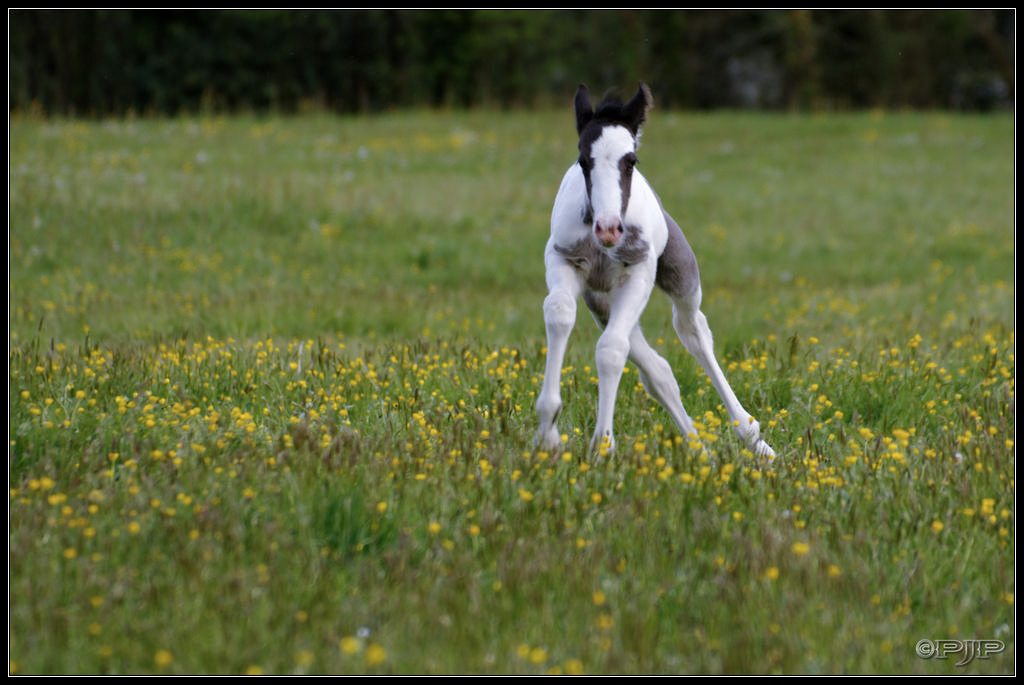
top-left (8, 107), bottom-right (1014, 675)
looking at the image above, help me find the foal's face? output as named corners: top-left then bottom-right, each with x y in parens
top-left (578, 123), bottom-right (638, 249)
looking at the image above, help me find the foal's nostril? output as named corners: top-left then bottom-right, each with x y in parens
top-left (594, 220), bottom-right (622, 247)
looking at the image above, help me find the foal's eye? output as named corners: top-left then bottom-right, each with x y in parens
top-left (620, 153), bottom-right (638, 174)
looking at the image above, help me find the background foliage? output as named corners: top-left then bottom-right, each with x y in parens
top-left (9, 8), bottom-right (1015, 117)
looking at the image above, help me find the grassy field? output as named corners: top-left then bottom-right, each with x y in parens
top-left (8, 105), bottom-right (1015, 674)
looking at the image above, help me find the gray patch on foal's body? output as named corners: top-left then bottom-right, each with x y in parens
top-left (615, 225), bottom-right (650, 266)
top-left (554, 238), bottom-right (614, 292)
top-left (655, 210), bottom-right (701, 300)
top-left (575, 214), bottom-right (701, 331)
top-left (583, 290), bottom-right (611, 327)
top-left (554, 210), bottom-right (698, 305)
top-left (553, 225), bottom-right (650, 294)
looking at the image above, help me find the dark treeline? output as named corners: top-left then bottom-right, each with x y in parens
top-left (9, 8), bottom-right (1015, 117)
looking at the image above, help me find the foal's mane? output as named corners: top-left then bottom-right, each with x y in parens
top-left (580, 83), bottom-right (652, 138)
top-left (592, 90), bottom-right (632, 124)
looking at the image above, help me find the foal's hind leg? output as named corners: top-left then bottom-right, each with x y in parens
top-left (670, 293), bottom-right (775, 457)
top-left (628, 327), bottom-right (699, 444)
top-left (657, 211), bottom-right (775, 457)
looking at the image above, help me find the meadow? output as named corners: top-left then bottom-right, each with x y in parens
top-left (8, 104), bottom-right (1015, 674)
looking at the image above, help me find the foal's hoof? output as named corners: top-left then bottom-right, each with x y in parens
top-left (534, 426), bottom-right (565, 454)
top-left (751, 439), bottom-right (776, 459)
top-left (589, 434), bottom-right (615, 460)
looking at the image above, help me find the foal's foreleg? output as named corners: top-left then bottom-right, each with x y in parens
top-left (672, 296), bottom-right (775, 458)
top-left (588, 279), bottom-right (656, 456)
top-left (535, 274), bottom-right (581, 453)
top-left (585, 291), bottom-right (697, 445)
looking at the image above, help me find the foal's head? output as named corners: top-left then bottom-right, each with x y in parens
top-left (574, 82), bottom-right (653, 249)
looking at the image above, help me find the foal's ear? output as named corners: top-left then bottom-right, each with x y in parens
top-left (623, 82), bottom-right (653, 134)
top-left (574, 83), bottom-right (593, 136)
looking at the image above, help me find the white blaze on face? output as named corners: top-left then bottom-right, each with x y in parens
top-left (585, 125), bottom-right (637, 249)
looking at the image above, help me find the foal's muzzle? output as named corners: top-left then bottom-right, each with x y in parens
top-left (594, 219), bottom-right (623, 248)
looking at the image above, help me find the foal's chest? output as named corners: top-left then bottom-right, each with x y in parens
top-left (554, 228), bottom-right (651, 293)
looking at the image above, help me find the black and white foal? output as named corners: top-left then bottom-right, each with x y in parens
top-left (535, 82), bottom-right (775, 459)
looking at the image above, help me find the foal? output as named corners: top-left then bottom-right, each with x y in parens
top-left (535, 82), bottom-right (775, 459)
